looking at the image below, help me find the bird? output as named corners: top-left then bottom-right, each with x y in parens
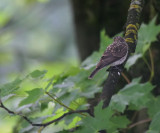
top-left (89, 36), bottom-right (128, 79)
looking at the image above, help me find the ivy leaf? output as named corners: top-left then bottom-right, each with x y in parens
top-left (148, 112), bottom-right (160, 133)
top-left (136, 16), bottom-right (160, 54)
top-left (29, 70), bottom-right (47, 78)
top-left (110, 77), bottom-right (154, 112)
top-left (19, 88), bottom-right (44, 106)
top-left (0, 78), bottom-right (22, 97)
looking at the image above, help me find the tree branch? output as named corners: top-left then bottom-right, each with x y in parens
top-left (0, 99), bottom-right (89, 128)
top-left (128, 118), bottom-right (151, 129)
top-left (121, 72), bottom-right (131, 84)
top-left (101, 0), bottom-right (144, 108)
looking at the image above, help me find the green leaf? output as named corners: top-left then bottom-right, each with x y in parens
top-left (65, 116), bottom-right (81, 129)
top-left (45, 77), bottom-right (54, 91)
top-left (75, 102), bottom-right (115, 133)
top-left (146, 131), bottom-right (159, 133)
top-left (110, 77), bottom-right (154, 112)
top-left (29, 70), bottom-right (47, 78)
top-left (82, 52), bottom-right (101, 70)
top-left (40, 102), bottom-right (48, 111)
top-left (69, 97), bottom-right (86, 110)
top-left (76, 102), bottom-right (130, 133)
top-left (136, 16), bottom-right (160, 54)
top-left (125, 54), bottom-right (142, 70)
top-left (147, 96), bottom-right (160, 118)
top-left (51, 68), bottom-right (106, 102)
top-left (143, 43), bottom-right (150, 54)
top-left (19, 88), bottom-right (44, 106)
top-left (110, 94), bottom-right (129, 112)
top-left (148, 112), bottom-right (160, 132)
top-left (111, 116), bottom-right (130, 128)
top-left (80, 85), bottom-right (102, 98)
top-left (43, 108), bottom-right (67, 123)
top-left (0, 78), bottom-right (22, 97)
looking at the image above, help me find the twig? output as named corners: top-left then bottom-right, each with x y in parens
top-left (0, 102), bottom-right (15, 114)
top-left (149, 48), bottom-right (154, 81)
top-left (121, 72), bottom-right (131, 84)
top-left (45, 91), bottom-right (74, 111)
top-left (142, 56), bottom-right (152, 72)
top-left (0, 99), bottom-right (89, 128)
top-left (45, 91), bottom-right (87, 116)
top-left (0, 102), bottom-right (33, 124)
top-left (128, 118), bottom-right (151, 129)
top-left (131, 111), bottom-right (138, 122)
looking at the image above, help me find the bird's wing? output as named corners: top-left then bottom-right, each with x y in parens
top-left (96, 41), bottom-right (128, 69)
top-left (89, 51), bottom-right (120, 79)
top-left (110, 41), bottom-right (128, 57)
top-left (96, 52), bottom-right (120, 69)
top-left (89, 38), bottom-right (128, 79)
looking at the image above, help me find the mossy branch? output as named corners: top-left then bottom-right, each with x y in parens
top-left (101, 0), bottom-right (144, 108)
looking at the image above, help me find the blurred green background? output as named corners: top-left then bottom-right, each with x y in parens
top-left (0, 0), bottom-right (79, 83)
top-left (0, 0), bottom-right (78, 132)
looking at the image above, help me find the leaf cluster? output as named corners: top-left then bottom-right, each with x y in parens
top-left (0, 17), bottom-right (160, 133)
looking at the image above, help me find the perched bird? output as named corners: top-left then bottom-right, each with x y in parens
top-left (89, 36), bottom-right (128, 79)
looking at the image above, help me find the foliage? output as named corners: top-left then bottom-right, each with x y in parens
top-left (136, 16), bottom-right (160, 54)
top-left (126, 16), bottom-right (160, 70)
top-left (0, 18), bottom-right (160, 133)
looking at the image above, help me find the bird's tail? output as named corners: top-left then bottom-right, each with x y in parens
top-left (88, 68), bottom-right (100, 79)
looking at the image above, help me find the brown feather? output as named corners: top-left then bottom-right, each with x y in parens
top-left (88, 68), bottom-right (100, 79)
top-left (89, 36), bottom-right (128, 79)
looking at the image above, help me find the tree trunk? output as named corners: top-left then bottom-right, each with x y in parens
top-left (70, 0), bottom-right (129, 60)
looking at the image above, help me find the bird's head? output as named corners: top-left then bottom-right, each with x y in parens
top-left (113, 36), bottom-right (125, 43)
